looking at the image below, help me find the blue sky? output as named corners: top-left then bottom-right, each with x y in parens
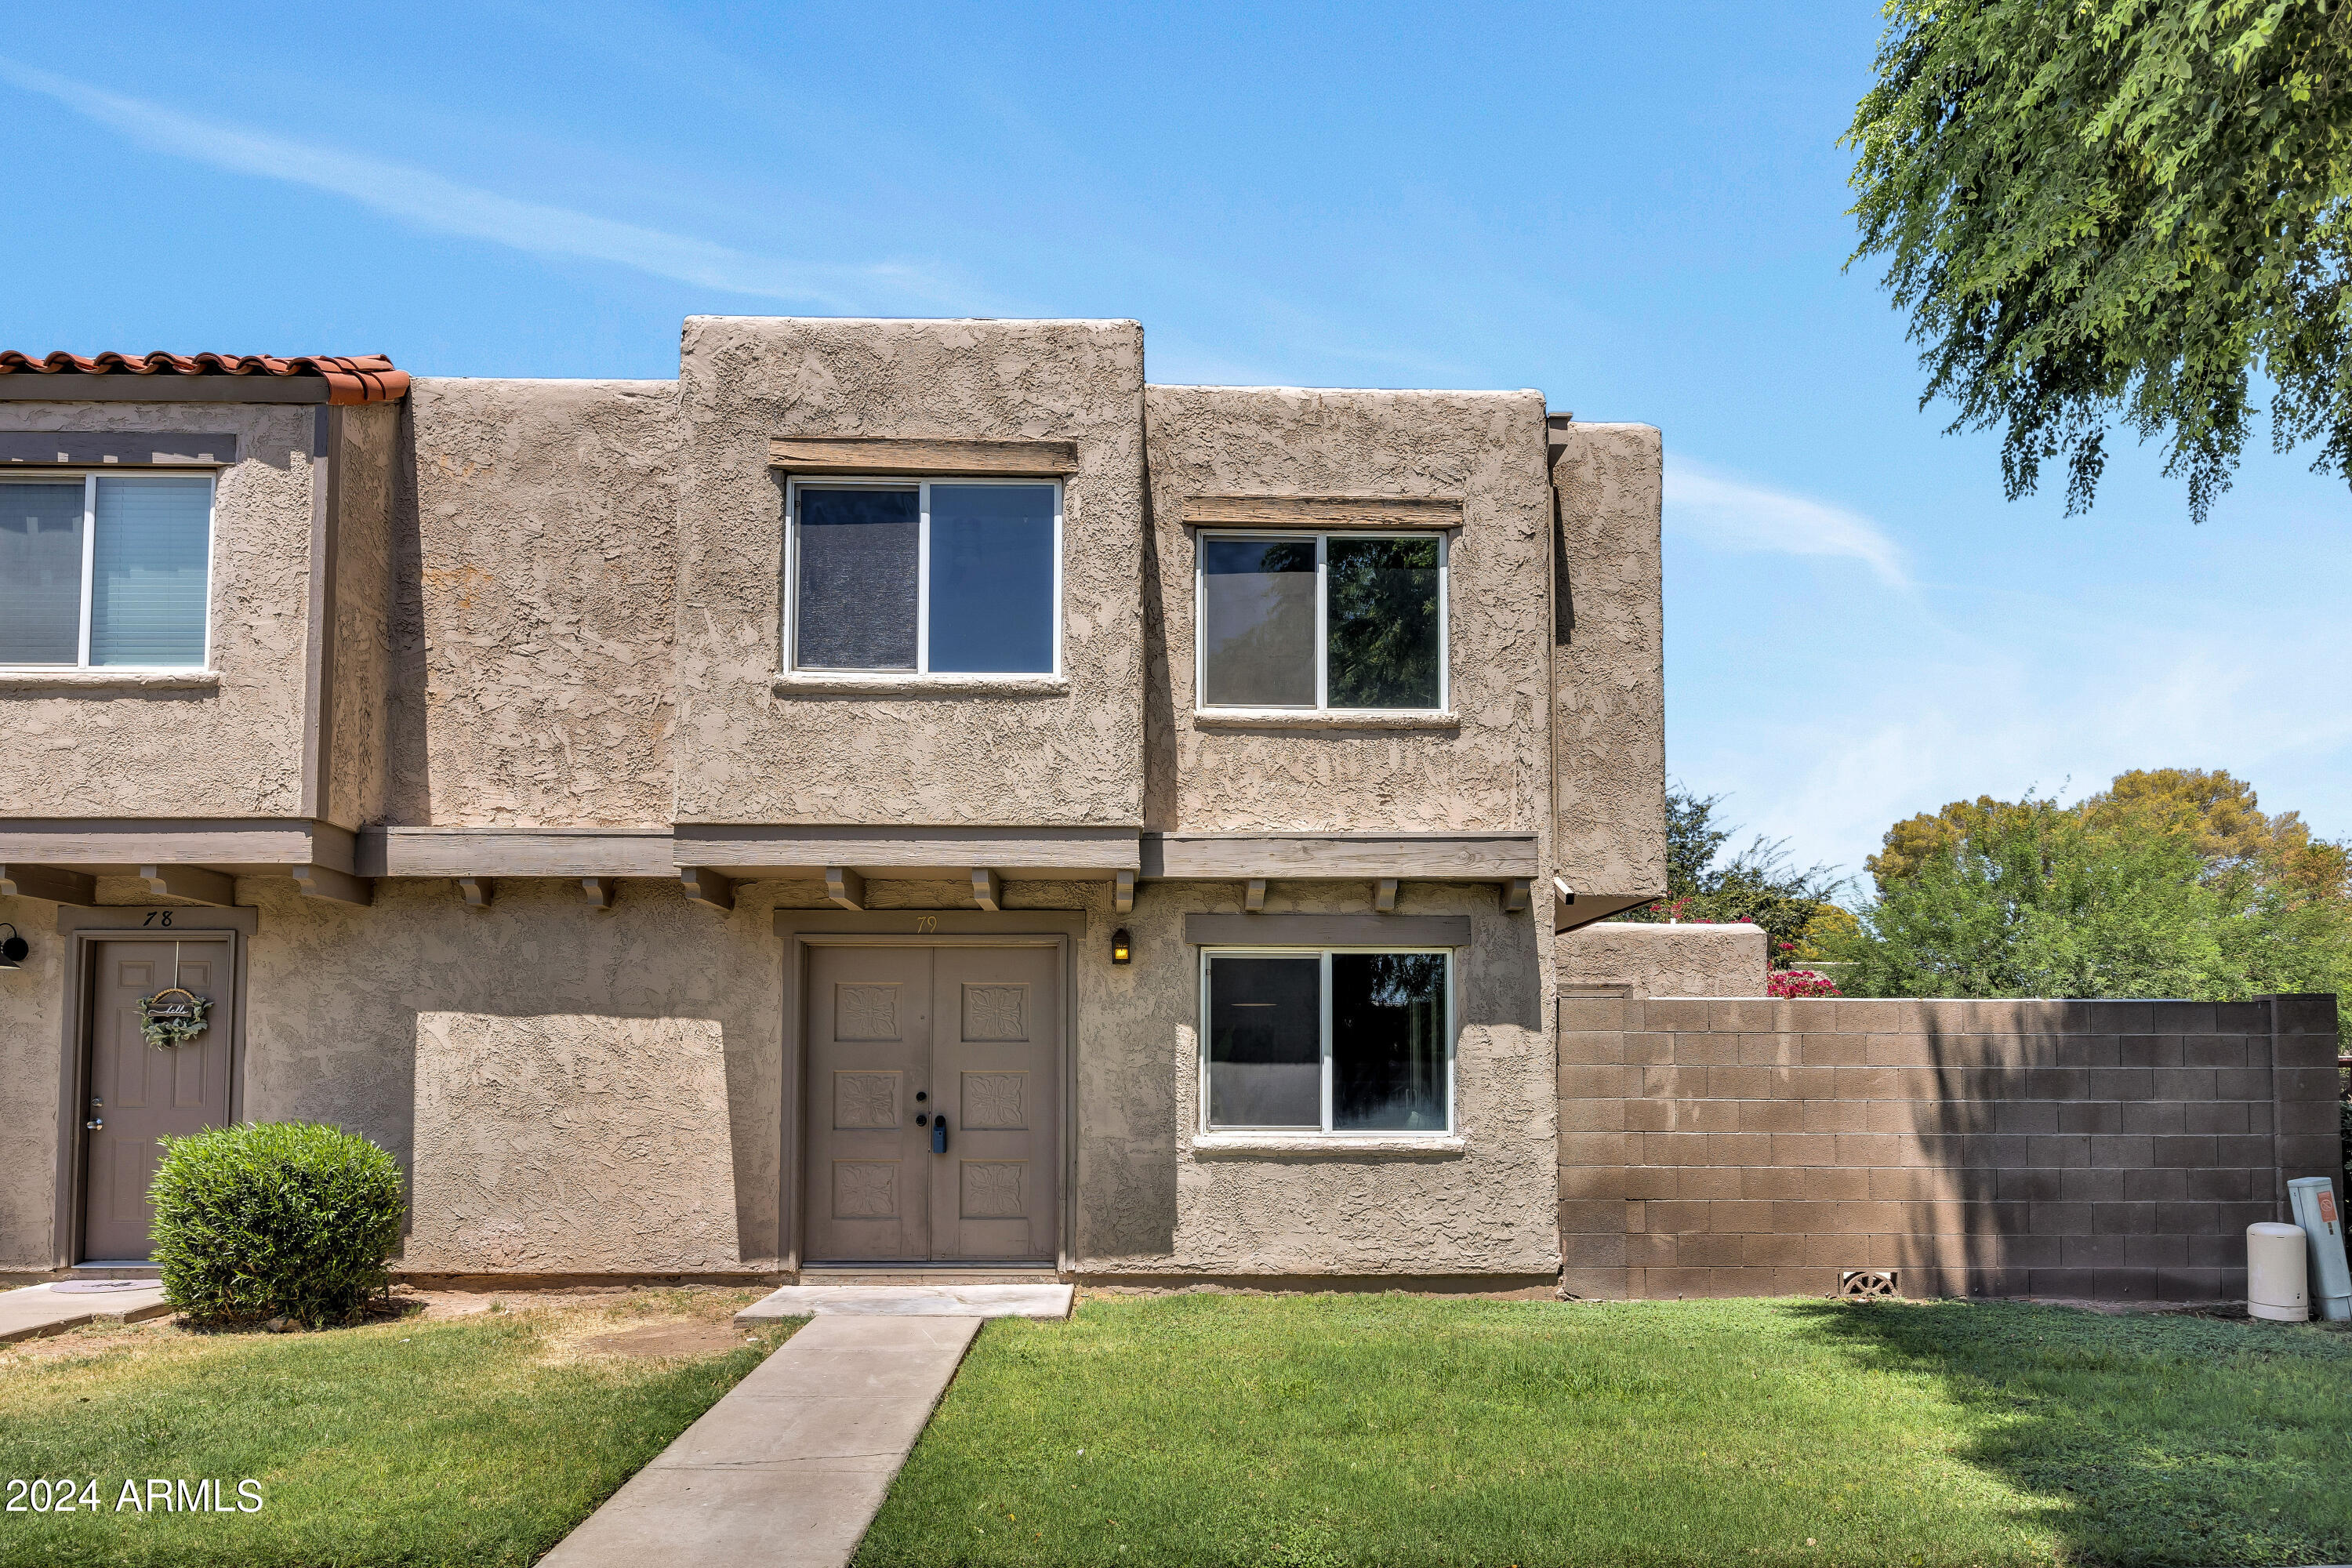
top-left (7, 1), bottom-right (2347, 891)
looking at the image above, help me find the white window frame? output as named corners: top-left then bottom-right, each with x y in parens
top-left (782, 475), bottom-right (1065, 677)
top-left (1192, 528), bottom-right (1450, 714)
top-left (1196, 946), bottom-right (1456, 1137)
top-left (0, 472), bottom-right (216, 671)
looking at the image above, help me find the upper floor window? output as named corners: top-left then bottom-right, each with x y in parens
top-left (1201, 948), bottom-right (1452, 1134)
top-left (0, 475), bottom-right (213, 669)
top-left (1196, 532), bottom-right (1446, 711)
top-left (785, 477), bottom-right (1061, 676)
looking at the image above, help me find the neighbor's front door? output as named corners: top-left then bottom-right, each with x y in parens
top-left (804, 944), bottom-right (1060, 1264)
top-left (82, 938), bottom-right (234, 1261)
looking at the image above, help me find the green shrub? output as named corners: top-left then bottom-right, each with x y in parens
top-left (149, 1121), bottom-right (405, 1327)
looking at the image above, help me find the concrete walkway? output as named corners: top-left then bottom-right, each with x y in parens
top-left (739, 1282), bottom-right (1073, 1320)
top-left (540, 1313), bottom-right (982, 1568)
top-left (0, 1280), bottom-right (172, 1345)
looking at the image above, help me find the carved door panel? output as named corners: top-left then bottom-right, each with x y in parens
top-left (928, 946), bottom-right (1060, 1262)
top-left (82, 938), bottom-right (234, 1261)
top-left (803, 946), bottom-right (933, 1261)
top-left (801, 943), bottom-right (1060, 1265)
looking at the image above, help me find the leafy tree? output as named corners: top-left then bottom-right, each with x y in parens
top-left (1846, 1), bottom-right (2352, 521)
top-left (1618, 786), bottom-right (1845, 965)
top-left (1825, 779), bottom-right (2352, 1015)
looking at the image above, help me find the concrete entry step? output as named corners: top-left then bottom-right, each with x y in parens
top-left (0, 1281), bottom-right (171, 1345)
top-left (740, 1283), bottom-right (1073, 1321)
top-left (541, 1313), bottom-right (982, 1568)
top-left (66, 1261), bottom-right (162, 1282)
top-left (795, 1268), bottom-right (1063, 1287)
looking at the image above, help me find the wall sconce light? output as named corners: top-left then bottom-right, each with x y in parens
top-left (0, 924), bottom-right (24, 970)
top-left (1110, 927), bottom-right (1131, 965)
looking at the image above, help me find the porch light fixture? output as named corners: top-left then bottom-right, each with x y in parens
top-left (0, 924), bottom-right (24, 969)
top-left (1110, 927), bottom-right (1131, 965)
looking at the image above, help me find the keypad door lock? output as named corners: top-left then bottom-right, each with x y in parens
top-left (931, 1114), bottom-right (949, 1154)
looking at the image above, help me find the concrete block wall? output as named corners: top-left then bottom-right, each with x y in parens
top-left (1558, 993), bottom-right (2344, 1302)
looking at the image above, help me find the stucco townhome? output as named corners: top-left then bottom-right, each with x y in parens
top-left (0, 321), bottom-right (1664, 1289)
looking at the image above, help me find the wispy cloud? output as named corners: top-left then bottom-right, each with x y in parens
top-left (0, 57), bottom-right (959, 310)
top-left (1665, 457), bottom-right (1911, 588)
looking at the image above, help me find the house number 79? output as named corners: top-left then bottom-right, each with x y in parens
top-left (914, 916), bottom-right (938, 934)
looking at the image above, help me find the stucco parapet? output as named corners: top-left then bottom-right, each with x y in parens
top-left (1188, 1134), bottom-right (1467, 1158)
top-left (0, 670), bottom-right (221, 691)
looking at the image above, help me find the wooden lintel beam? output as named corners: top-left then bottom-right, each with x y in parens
top-left (825, 866), bottom-right (866, 912)
top-left (971, 868), bottom-right (1002, 913)
top-left (680, 866), bottom-right (736, 912)
top-left (456, 876), bottom-right (493, 909)
top-left (582, 877), bottom-right (615, 911)
top-left (0, 864), bottom-right (99, 906)
top-left (1112, 869), bottom-right (1134, 915)
top-left (290, 864), bottom-right (372, 906)
top-left (135, 865), bottom-right (235, 907)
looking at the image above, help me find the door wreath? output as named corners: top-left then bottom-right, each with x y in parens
top-left (139, 986), bottom-right (211, 1049)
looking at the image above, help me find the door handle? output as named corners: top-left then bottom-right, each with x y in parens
top-left (931, 1114), bottom-right (949, 1154)
top-left (85, 1117), bottom-right (103, 1131)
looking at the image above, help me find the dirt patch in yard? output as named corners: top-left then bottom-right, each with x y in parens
top-left (585, 1319), bottom-right (754, 1358)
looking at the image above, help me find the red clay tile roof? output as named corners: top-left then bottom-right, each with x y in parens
top-left (0, 351), bottom-right (408, 405)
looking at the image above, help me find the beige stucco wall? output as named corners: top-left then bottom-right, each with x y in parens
top-left (323, 403), bottom-right (400, 830)
top-left (1142, 387), bottom-right (1554, 837)
top-left (671, 317), bottom-right (1146, 826)
top-left (388, 379), bottom-right (681, 828)
top-left (1075, 880), bottom-right (1558, 1277)
top-left (1551, 423), bottom-right (1665, 898)
top-left (0, 401), bottom-right (317, 818)
top-left (1558, 920), bottom-right (1766, 998)
top-left (0, 895), bottom-right (67, 1275)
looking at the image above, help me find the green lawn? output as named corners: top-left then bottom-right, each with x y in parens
top-left (859, 1293), bottom-right (2352, 1568)
top-left (0, 1289), bottom-right (796, 1568)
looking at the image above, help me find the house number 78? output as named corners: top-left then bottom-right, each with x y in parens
top-left (142, 912), bottom-right (174, 927)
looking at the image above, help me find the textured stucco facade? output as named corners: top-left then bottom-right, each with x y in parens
top-left (673, 318), bottom-right (1147, 828)
top-left (1142, 387), bottom-right (1554, 839)
top-left (0, 316), bottom-right (1666, 1285)
top-left (0, 401), bottom-right (319, 818)
top-left (1559, 922), bottom-right (1767, 999)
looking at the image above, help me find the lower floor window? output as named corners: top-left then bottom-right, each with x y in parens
top-left (1202, 949), bottom-right (1450, 1134)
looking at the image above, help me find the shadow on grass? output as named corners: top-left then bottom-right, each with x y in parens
top-left (1791, 1298), bottom-right (2352, 1567)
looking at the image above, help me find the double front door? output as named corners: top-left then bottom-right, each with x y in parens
top-left (804, 943), bottom-right (1060, 1263)
top-left (82, 937), bottom-right (234, 1261)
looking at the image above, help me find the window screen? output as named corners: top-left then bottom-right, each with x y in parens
top-left (795, 487), bottom-right (918, 669)
top-left (929, 484), bottom-right (1054, 673)
top-left (1199, 536), bottom-right (1316, 706)
top-left (0, 482), bottom-right (86, 664)
top-left (89, 478), bottom-right (211, 667)
top-left (1205, 955), bottom-right (1323, 1127)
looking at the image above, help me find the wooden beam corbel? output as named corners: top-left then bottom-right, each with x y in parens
top-left (456, 876), bottom-right (493, 909)
top-left (0, 864), bottom-right (98, 906)
top-left (290, 864), bottom-right (372, 906)
top-left (1502, 877), bottom-right (1533, 913)
top-left (582, 877), bottom-right (615, 911)
top-left (1244, 877), bottom-right (1267, 913)
top-left (1374, 878), bottom-right (1399, 913)
top-left (824, 866), bottom-right (866, 912)
top-left (1112, 869), bottom-right (1134, 915)
top-left (971, 868), bottom-right (1002, 913)
top-left (136, 865), bottom-right (235, 907)
top-left (680, 866), bottom-right (736, 912)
